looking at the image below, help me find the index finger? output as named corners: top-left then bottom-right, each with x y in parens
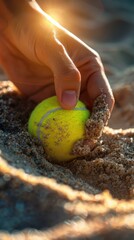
top-left (86, 54), bottom-right (115, 113)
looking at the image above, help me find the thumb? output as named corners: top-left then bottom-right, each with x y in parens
top-left (53, 39), bottom-right (81, 110)
top-left (35, 36), bottom-right (81, 109)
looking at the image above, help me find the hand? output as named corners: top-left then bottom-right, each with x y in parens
top-left (0, 0), bottom-right (114, 113)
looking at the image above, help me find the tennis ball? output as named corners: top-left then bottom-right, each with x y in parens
top-left (28, 96), bottom-right (90, 162)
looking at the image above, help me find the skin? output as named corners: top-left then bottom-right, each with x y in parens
top-left (0, 0), bottom-right (114, 114)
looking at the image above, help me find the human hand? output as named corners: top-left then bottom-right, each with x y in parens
top-left (0, 0), bottom-right (114, 114)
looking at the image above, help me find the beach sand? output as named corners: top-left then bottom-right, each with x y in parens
top-left (0, 0), bottom-right (134, 239)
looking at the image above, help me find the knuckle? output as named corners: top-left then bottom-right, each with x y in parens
top-left (92, 49), bottom-right (100, 59)
top-left (64, 68), bottom-right (81, 83)
top-left (88, 47), bottom-right (101, 61)
top-left (91, 53), bottom-right (104, 72)
top-left (52, 37), bottom-right (65, 53)
top-left (84, 48), bottom-right (104, 73)
top-left (94, 53), bottom-right (103, 69)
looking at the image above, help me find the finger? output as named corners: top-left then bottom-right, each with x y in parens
top-left (52, 28), bottom-right (114, 112)
top-left (87, 71), bottom-right (114, 113)
top-left (86, 56), bottom-right (115, 113)
top-left (35, 36), bottom-right (81, 109)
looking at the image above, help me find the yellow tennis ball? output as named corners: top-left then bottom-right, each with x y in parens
top-left (28, 96), bottom-right (90, 162)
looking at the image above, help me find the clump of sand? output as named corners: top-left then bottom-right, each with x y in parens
top-left (73, 94), bottom-right (110, 156)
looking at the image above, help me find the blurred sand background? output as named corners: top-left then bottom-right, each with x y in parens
top-left (0, 0), bottom-right (134, 239)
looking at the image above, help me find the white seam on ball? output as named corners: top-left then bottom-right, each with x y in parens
top-left (37, 107), bottom-right (87, 140)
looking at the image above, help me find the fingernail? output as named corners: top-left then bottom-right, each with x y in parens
top-left (62, 90), bottom-right (77, 108)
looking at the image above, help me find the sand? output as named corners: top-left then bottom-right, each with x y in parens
top-left (0, 0), bottom-right (134, 239)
